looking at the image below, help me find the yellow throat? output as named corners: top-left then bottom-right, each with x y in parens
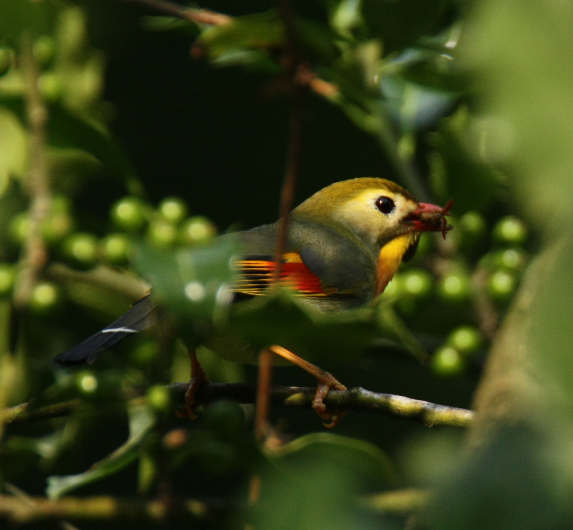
top-left (376, 233), bottom-right (416, 296)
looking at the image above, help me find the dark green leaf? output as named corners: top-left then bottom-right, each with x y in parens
top-left (46, 403), bottom-right (156, 499)
top-left (269, 432), bottom-right (396, 486)
top-left (228, 288), bottom-right (379, 366)
top-left (0, 96), bottom-right (139, 185)
top-left (135, 236), bottom-right (240, 342)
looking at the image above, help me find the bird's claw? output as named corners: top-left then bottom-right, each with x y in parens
top-left (176, 349), bottom-right (209, 419)
top-left (311, 373), bottom-right (347, 428)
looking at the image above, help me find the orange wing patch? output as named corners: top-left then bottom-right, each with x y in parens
top-left (234, 252), bottom-right (337, 298)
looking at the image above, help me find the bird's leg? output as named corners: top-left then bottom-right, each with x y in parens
top-left (269, 345), bottom-right (347, 428)
top-left (176, 348), bottom-right (210, 419)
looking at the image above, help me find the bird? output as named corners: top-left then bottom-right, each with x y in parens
top-left (54, 178), bottom-right (452, 426)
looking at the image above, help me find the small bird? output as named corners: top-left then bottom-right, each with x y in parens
top-left (54, 178), bottom-right (452, 425)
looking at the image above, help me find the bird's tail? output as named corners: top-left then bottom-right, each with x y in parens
top-left (53, 295), bottom-right (158, 367)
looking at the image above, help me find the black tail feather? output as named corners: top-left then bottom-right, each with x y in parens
top-left (53, 295), bottom-right (158, 367)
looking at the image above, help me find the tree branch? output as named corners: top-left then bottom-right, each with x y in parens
top-left (3, 383), bottom-right (473, 428)
top-left (0, 493), bottom-right (232, 524)
top-left (121, 0), bottom-right (339, 100)
top-left (0, 487), bottom-right (428, 523)
top-left (13, 33), bottom-right (51, 309)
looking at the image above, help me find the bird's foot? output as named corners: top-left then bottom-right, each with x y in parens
top-left (269, 344), bottom-right (347, 427)
top-left (176, 349), bottom-right (210, 419)
top-left (311, 372), bottom-right (348, 428)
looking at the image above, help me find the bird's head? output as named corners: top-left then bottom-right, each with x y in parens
top-left (293, 178), bottom-right (453, 295)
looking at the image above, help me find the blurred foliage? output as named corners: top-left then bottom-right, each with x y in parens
top-left (0, 0), bottom-right (571, 529)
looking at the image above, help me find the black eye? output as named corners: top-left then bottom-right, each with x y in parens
top-left (375, 196), bottom-right (395, 215)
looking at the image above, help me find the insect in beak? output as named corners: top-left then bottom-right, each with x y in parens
top-left (407, 199), bottom-right (454, 239)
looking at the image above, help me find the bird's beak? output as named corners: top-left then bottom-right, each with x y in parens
top-left (405, 199), bottom-right (454, 239)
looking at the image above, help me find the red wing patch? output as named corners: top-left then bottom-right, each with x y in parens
top-left (233, 252), bottom-right (337, 298)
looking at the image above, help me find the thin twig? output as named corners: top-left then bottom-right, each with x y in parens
top-left (255, 349), bottom-right (273, 440)
top-left (122, 0), bottom-right (232, 26)
top-left (13, 33), bottom-right (51, 309)
top-left (3, 383), bottom-right (474, 428)
top-left (256, 0), bottom-right (308, 442)
top-left (360, 488), bottom-right (430, 515)
top-left (46, 262), bottom-right (150, 301)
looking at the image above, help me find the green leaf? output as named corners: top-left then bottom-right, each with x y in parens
top-left (428, 107), bottom-right (502, 213)
top-left (376, 302), bottom-right (430, 363)
top-left (362, 0), bottom-right (451, 54)
top-left (255, 432), bottom-right (388, 530)
top-left (135, 236), bottom-right (240, 342)
top-left (0, 106), bottom-right (27, 194)
top-left (381, 73), bottom-right (456, 133)
top-left (198, 11), bottom-right (283, 60)
top-left (0, 0), bottom-right (56, 43)
top-left (227, 288), bottom-right (379, 366)
top-left (325, 0), bottom-right (367, 38)
top-left (46, 403), bottom-right (156, 499)
top-left (0, 96), bottom-right (138, 185)
top-left (268, 432), bottom-right (396, 486)
top-left (428, 425), bottom-right (572, 530)
top-left (391, 47), bottom-right (461, 93)
top-left (140, 16), bottom-right (199, 34)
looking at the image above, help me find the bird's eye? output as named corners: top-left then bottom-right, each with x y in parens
top-left (375, 196), bottom-right (395, 215)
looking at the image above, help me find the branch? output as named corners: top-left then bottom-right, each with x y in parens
top-left (3, 383), bottom-right (473, 428)
top-left (0, 487), bottom-right (428, 523)
top-left (0, 493), bottom-right (232, 524)
top-left (13, 33), bottom-right (51, 309)
top-left (122, 0), bottom-right (232, 26)
top-left (360, 488), bottom-right (430, 515)
top-left (46, 262), bottom-right (150, 302)
top-left (122, 0), bottom-right (339, 101)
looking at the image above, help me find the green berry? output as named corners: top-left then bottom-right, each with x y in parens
top-left (158, 197), bottom-right (188, 224)
top-left (29, 281), bottom-right (62, 314)
top-left (447, 325), bottom-right (483, 354)
top-left (0, 46), bottom-right (14, 76)
top-left (204, 400), bottom-right (245, 439)
top-left (33, 36), bottom-right (56, 68)
top-left (146, 384), bottom-right (172, 413)
top-left (437, 271), bottom-right (472, 303)
top-left (492, 216), bottom-right (528, 246)
top-left (179, 216), bottom-right (217, 245)
top-left (38, 73), bottom-right (62, 101)
top-left (0, 263), bottom-right (16, 297)
top-left (459, 211), bottom-right (487, 239)
top-left (43, 212), bottom-right (74, 245)
top-left (147, 219), bottom-right (177, 248)
top-left (111, 197), bottom-right (147, 232)
top-left (431, 346), bottom-right (466, 377)
top-left (129, 341), bottom-right (159, 367)
top-left (493, 248), bottom-right (527, 271)
top-left (51, 195), bottom-right (72, 215)
top-left (9, 213), bottom-right (30, 245)
top-left (76, 370), bottom-right (99, 395)
top-left (402, 269), bottom-right (433, 298)
top-left (458, 211), bottom-right (487, 252)
top-left (487, 270), bottom-right (517, 300)
top-left (99, 233), bottom-right (133, 265)
top-left (200, 440), bottom-right (236, 474)
top-left (61, 233), bottom-right (98, 268)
